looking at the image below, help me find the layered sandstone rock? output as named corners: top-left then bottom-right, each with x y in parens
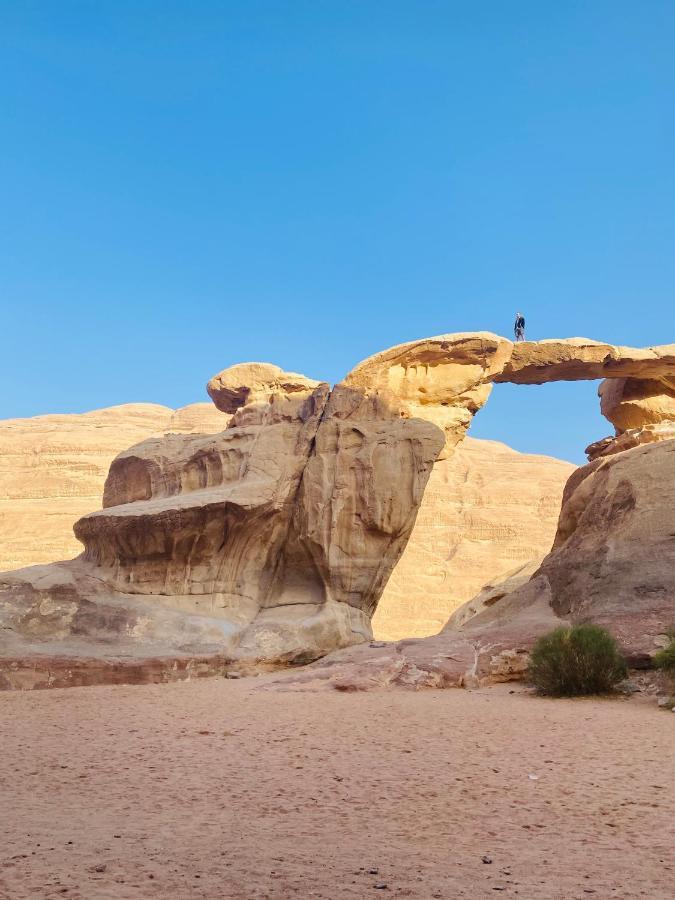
top-left (585, 374), bottom-right (675, 460)
top-left (0, 403), bottom-right (573, 647)
top-left (281, 441), bottom-right (675, 692)
top-left (0, 403), bottom-right (229, 573)
top-left (494, 338), bottom-right (675, 385)
top-left (599, 377), bottom-right (675, 432)
top-left (373, 438), bottom-right (575, 640)
top-left (343, 332), bottom-right (512, 456)
top-left (0, 362), bottom-right (445, 687)
top-left (207, 363), bottom-right (323, 413)
top-left (586, 421), bottom-right (675, 461)
top-left (347, 334), bottom-right (675, 456)
top-left (1, 332), bottom-right (673, 690)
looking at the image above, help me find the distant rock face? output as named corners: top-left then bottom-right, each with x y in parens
top-left (373, 438), bottom-right (575, 640)
top-left (0, 403), bottom-right (229, 573)
top-left (1, 332), bottom-right (673, 690)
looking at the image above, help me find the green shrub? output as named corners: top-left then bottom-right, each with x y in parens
top-left (653, 629), bottom-right (675, 674)
top-left (654, 630), bottom-right (675, 709)
top-left (527, 624), bottom-right (627, 697)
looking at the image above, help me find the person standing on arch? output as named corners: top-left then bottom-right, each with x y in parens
top-left (514, 311), bottom-right (526, 342)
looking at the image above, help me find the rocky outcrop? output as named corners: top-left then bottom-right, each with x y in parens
top-left (1, 333), bottom-right (673, 689)
top-left (278, 440), bottom-right (675, 691)
top-left (342, 332), bottom-right (512, 456)
top-left (346, 334), bottom-right (675, 457)
top-left (0, 402), bottom-right (573, 646)
top-left (373, 439), bottom-right (574, 640)
top-left (599, 376), bottom-right (675, 432)
top-left (586, 375), bottom-right (675, 460)
top-left (453, 438), bottom-right (675, 670)
top-left (207, 362), bottom-right (323, 413)
top-left (0, 403), bottom-right (229, 572)
top-left (0, 362), bottom-right (445, 687)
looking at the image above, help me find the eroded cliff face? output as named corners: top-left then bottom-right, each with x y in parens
top-left (1, 332), bottom-right (673, 689)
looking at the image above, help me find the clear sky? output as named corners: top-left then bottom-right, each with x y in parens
top-left (1, 2), bottom-right (673, 463)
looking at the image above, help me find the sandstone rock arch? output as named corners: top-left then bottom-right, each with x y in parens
top-left (0, 333), bottom-right (673, 688)
top-left (344, 333), bottom-right (675, 456)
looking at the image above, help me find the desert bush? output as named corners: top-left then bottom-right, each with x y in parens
top-left (527, 624), bottom-right (627, 697)
top-left (654, 630), bottom-right (675, 708)
top-left (653, 629), bottom-right (675, 674)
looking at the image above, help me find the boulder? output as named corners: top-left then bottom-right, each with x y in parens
top-left (599, 377), bottom-right (675, 432)
top-left (207, 362), bottom-right (322, 414)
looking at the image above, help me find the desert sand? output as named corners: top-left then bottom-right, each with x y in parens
top-left (1, 677), bottom-right (672, 900)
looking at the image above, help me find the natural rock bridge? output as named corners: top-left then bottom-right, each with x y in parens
top-left (1, 333), bottom-right (673, 688)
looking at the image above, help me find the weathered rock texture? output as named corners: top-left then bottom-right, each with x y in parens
top-left (493, 338), bottom-right (675, 384)
top-left (1, 333), bottom-right (674, 689)
top-left (270, 441), bottom-right (675, 692)
top-left (586, 374), bottom-right (675, 460)
top-left (0, 403), bottom-right (228, 572)
top-left (0, 362), bottom-right (445, 688)
top-left (373, 438), bottom-right (574, 640)
top-left (0, 401), bottom-right (572, 645)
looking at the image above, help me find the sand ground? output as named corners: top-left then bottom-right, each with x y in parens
top-left (0, 677), bottom-right (672, 900)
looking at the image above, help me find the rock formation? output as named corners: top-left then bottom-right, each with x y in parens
top-left (374, 438), bottom-right (574, 640)
top-left (586, 374), bottom-right (675, 460)
top-left (0, 361), bottom-right (445, 688)
top-left (0, 403), bottom-right (229, 572)
top-left (1, 333), bottom-right (673, 689)
top-left (493, 338), bottom-right (675, 384)
top-left (0, 402), bottom-right (572, 644)
top-left (271, 440), bottom-right (675, 692)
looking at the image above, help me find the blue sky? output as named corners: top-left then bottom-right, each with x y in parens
top-left (1, 1), bottom-right (673, 463)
